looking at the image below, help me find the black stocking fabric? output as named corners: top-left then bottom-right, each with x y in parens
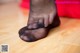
top-left (19, 0), bottom-right (60, 42)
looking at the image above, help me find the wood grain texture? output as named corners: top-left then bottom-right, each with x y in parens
top-left (0, 3), bottom-right (80, 53)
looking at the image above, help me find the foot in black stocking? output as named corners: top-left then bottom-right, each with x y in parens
top-left (19, 0), bottom-right (60, 42)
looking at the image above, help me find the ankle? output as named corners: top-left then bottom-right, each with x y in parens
top-left (30, 0), bottom-right (54, 6)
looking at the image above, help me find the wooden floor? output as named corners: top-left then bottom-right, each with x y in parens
top-left (0, 3), bottom-right (80, 53)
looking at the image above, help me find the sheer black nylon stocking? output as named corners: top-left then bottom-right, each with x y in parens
top-left (19, 0), bottom-right (60, 42)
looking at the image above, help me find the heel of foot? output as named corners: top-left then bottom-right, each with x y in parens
top-left (47, 16), bottom-right (60, 29)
